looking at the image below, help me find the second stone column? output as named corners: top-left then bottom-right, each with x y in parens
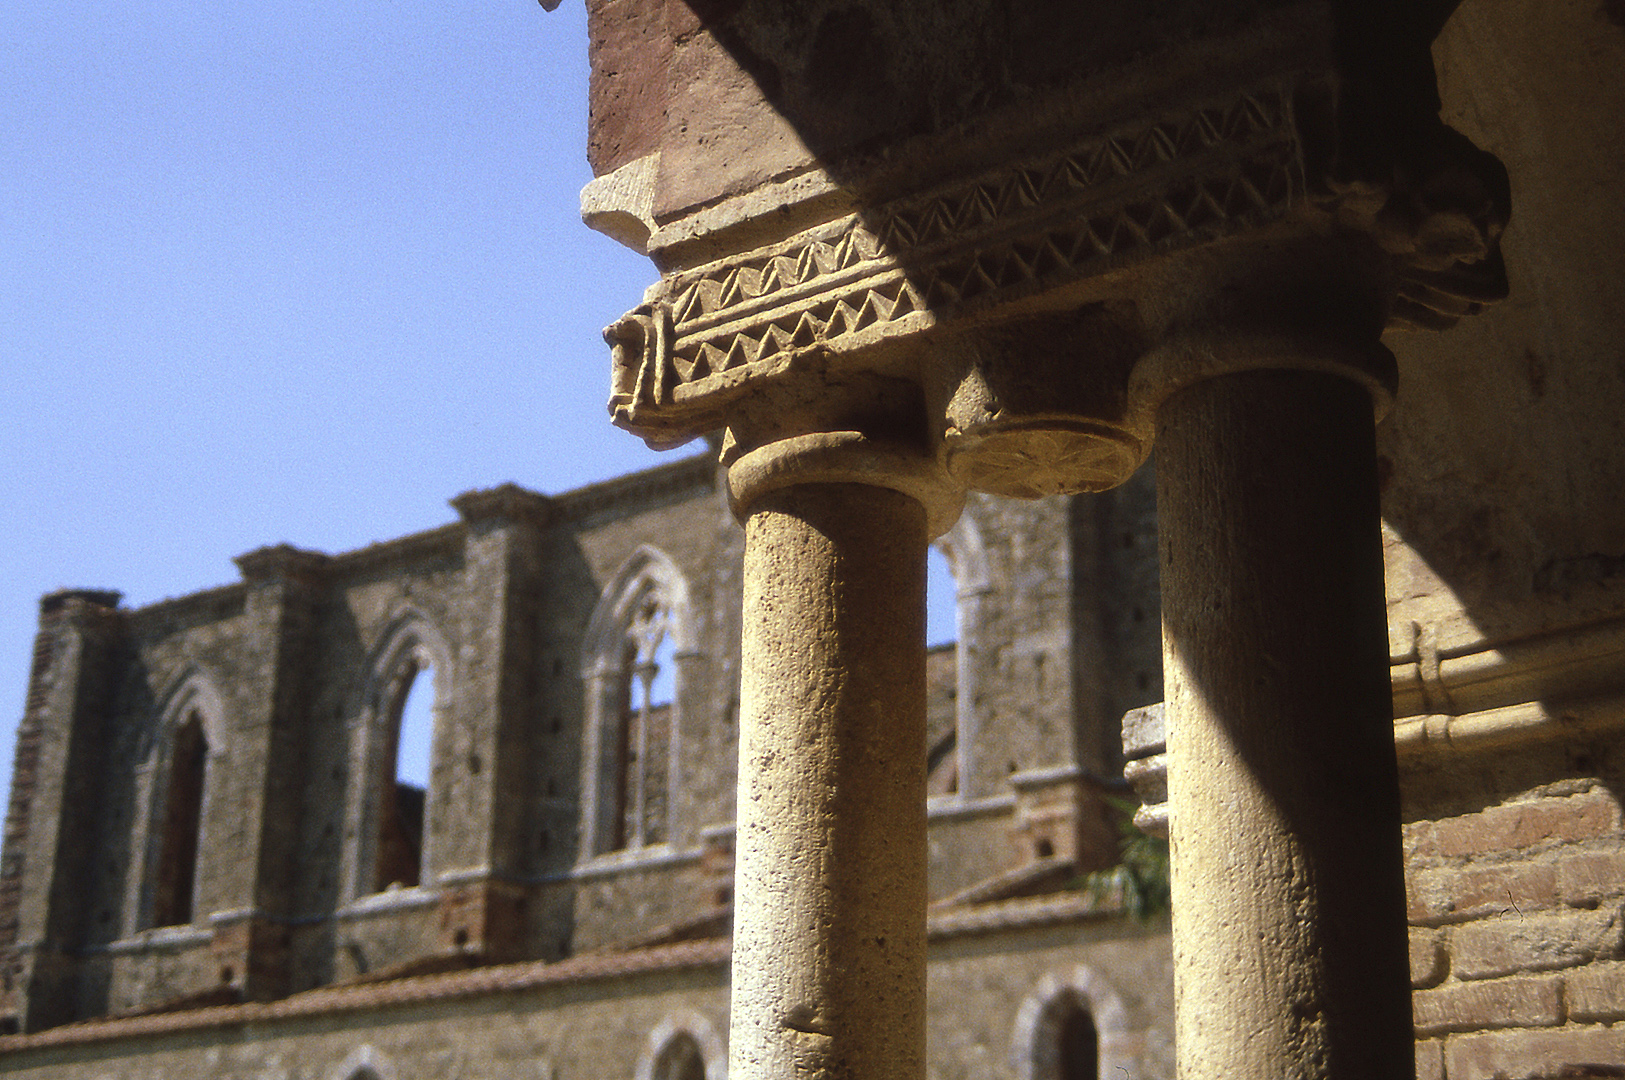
top-left (727, 432), bottom-right (957, 1080)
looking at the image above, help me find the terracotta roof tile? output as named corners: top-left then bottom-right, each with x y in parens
top-left (0, 891), bottom-right (1123, 1053)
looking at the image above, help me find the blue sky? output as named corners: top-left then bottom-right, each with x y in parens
top-left (1, 2), bottom-right (959, 801)
top-left (0, 1), bottom-right (667, 792)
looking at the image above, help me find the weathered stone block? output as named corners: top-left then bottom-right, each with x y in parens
top-left (1445, 1025), bottom-right (1625, 1080)
top-left (1411, 926), bottom-right (1447, 989)
top-left (1564, 960), bottom-right (1625, 1022)
top-left (1412, 974), bottom-right (1562, 1035)
top-left (1415, 1037), bottom-right (1446, 1080)
top-left (1450, 906), bottom-right (1625, 980)
top-left (1557, 848), bottom-right (1625, 907)
top-left (1423, 792), bottom-right (1621, 858)
top-left (1407, 861), bottom-right (1560, 924)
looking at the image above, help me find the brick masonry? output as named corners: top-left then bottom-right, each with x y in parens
top-left (1401, 770), bottom-right (1625, 1075)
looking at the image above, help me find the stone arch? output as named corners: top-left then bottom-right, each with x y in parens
top-left (340, 607), bottom-right (453, 900)
top-left (129, 668), bottom-right (226, 932)
top-left (579, 546), bottom-right (696, 858)
top-left (329, 1044), bottom-right (398, 1080)
top-left (583, 544), bottom-right (697, 658)
top-left (1012, 965), bottom-right (1136, 1080)
top-left (635, 1009), bottom-right (727, 1080)
top-left (933, 507), bottom-right (992, 797)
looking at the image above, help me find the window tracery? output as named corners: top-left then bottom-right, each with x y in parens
top-left (580, 546), bottom-right (694, 859)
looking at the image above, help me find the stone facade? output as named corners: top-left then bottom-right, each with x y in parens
top-left (0, 456), bottom-right (1172, 1077)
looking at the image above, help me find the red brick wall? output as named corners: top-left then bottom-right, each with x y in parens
top-left (1405, 783), bottom-right (1625, 1078)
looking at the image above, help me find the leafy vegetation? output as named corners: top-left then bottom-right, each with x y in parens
top-left (1073, 796), bottom-right (1170, 920)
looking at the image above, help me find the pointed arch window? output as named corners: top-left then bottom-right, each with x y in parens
top-left (926, 543), bottom-right (960, 796)
top-left (132, 674), bottom-right (223, 933)
top-left (1052, 995), bottom-right (1099, 1080)
top-left (152, 710), bottom-right (207, 926)
top-left (375, 654), bottom-right (434, 891)
top-left (635, 1012), bottom-right (725, 1080)
top-left (1013, 966), bottom-right (1133, 1080)
top-left (933, 511), bottom-right (991, 798)
top-left (343, 615), bottom-right (451, 900)
top-left (581, 546), bottom-right (694, 859)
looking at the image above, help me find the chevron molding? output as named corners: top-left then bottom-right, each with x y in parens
top-left (608, 84), bottom-right (1306, 445)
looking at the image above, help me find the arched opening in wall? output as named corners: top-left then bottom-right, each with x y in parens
top-left (152, 711), bottom-right (207, 926)
top-left (612, 597), bottom-right (676, 851)
top-left (582, 546), bottom-right (694, 860)
top-left (376, 656), bottom-right (432, 891)
top-left (652, 1032), bottom-right (707, 1080)
top-left (1036, 991), bottom-right (1099, 1080)
top-left (926, 542), bottom-right (959, 795)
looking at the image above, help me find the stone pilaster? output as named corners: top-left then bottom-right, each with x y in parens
top-left (229, 544), bottom-right (328, 1001)
top-left (3, 590), bottom-right (123, 1031)
top-left (446, 483), bottom-right (552, 962)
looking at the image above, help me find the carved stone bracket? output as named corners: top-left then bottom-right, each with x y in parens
top-left (608, 82), bottom-right (1308, 450)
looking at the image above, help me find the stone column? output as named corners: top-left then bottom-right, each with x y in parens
top-left (726, 432), bottom-right (959, 1080)
top-left (1156, 363), bottom-right (1412, 1079)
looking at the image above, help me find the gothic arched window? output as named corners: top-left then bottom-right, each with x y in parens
top-left (342, 613), bottom-right (451, 900)
top-left (635, 1012), bottom-right (725, 1080)
top-left (132, 673), bottom-right (223, 933)
top-left (152, 710), bottom-right (208, 927)
top-left (1053, 994), bottom-right (1099, 1080)
top-left (933, 510), bottom-right (990, 798)
top-left (580, 546), bottom-right (694, 859)
top-left (374, 652), bottom-right (435, 891)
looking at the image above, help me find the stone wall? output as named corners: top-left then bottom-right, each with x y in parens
top-left (0, 915), bottom-right (1171, 1080)
top-left (0, 452), bottom-right (1159, 1038)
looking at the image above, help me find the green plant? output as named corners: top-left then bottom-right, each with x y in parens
top-left (1074, 796), bottom-right (1170, 921)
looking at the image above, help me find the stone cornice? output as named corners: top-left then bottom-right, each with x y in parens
top-left (450, 482), bottom-right (553, 528)
top-left (550, 451), bottom-right (718, 522)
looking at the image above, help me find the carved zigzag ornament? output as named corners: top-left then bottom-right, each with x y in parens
top-left (609, 84), bottom-right (1305, 445)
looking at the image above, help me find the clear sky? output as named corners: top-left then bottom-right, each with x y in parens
top-left (0, 2), bottom-right (959, 803)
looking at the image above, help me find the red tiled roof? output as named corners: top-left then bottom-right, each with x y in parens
top-left (0, 888), bottom-right (1129, 1053)
top-left (0, 939), bottom-right (730, 1052)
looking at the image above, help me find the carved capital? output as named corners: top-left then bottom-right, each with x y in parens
top-left (603, 4), bottom-right (1511, 495)
top-left (726, 430), bottom-right (963, 540)
top-left (608, 83), bottom-right (1307, 453)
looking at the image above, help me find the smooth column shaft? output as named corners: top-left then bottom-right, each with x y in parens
top-left (1158, 370), bottom-right (1412, 1079)
top-left (731, 482), bottom-right (929, 1080)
